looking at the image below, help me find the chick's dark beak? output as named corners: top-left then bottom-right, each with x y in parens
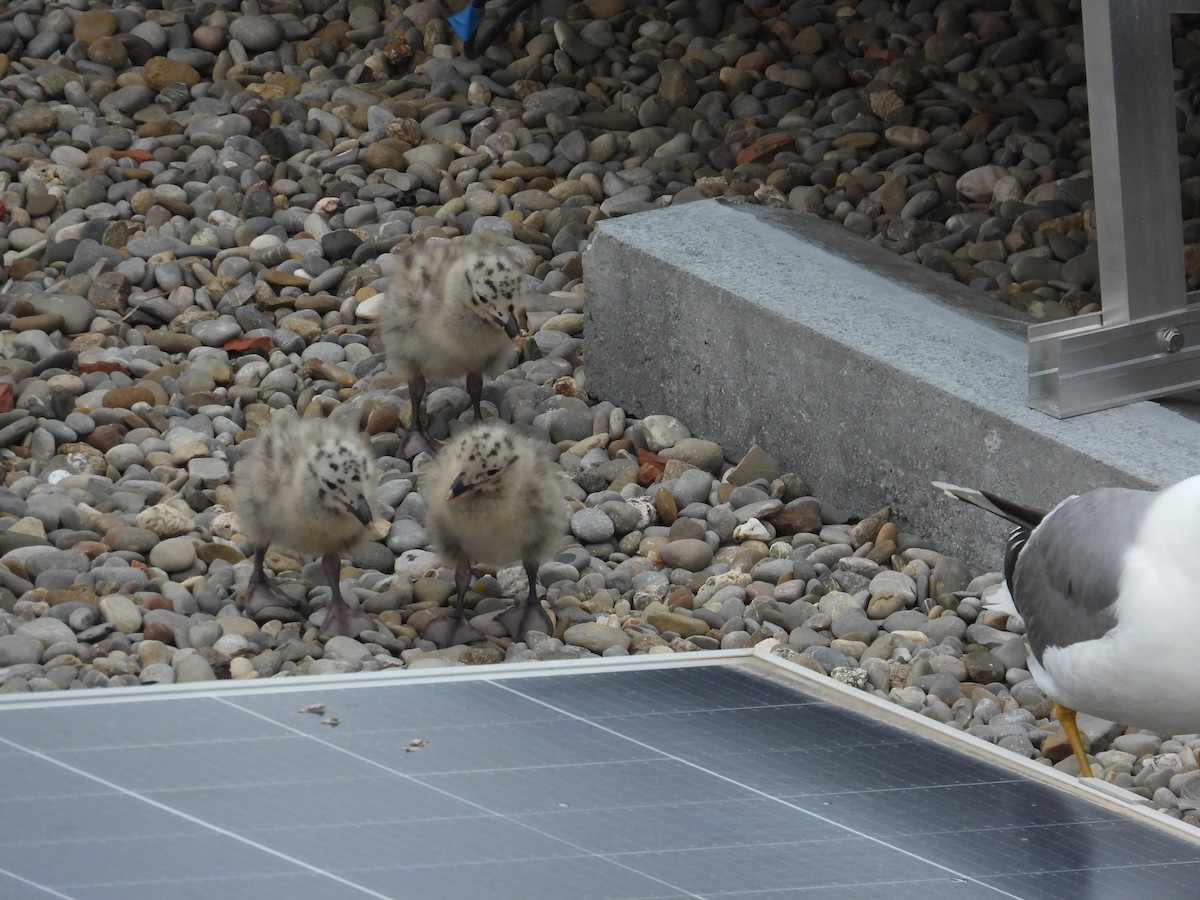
top-left (354, 496), bottom-right (373, 526)
top-left (504, 308), bottom-right (521, 339)
top-left (448, 473), bottom-right (468, 499)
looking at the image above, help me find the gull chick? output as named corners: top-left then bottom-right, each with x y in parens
top-left (420, 420), bottom-right (568, 646)
top-left (235, 412), bottom-right (379, 639)
top-left (934, 478), bottom-right (1200, 778)
top-left (379, 238), bottom-right (522, 457)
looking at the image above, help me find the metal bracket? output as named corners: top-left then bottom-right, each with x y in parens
top-left (1029, 295), bottom-right (1200, 416)
top-left (1028, 0), bottom-right (1200, 417)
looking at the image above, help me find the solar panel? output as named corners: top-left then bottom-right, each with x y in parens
top-left (2, 654), bottom-right (1197, 899)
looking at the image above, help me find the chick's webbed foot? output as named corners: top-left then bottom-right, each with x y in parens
top-left (243, 576), bottom-right (298, 617)
top-left (243, 546), bottom-right (301, 619)
top-left (420, 614), bottom-right (485, 648)
top-left (421, 561), bottom-right (488, 647)
top-left (498, 561), bottom-right (552, 640)
top-left (317, 600), bottom-right (379, 639)
top-left (316, 552), bottom-right (378, 639)
top-left (497, 599), bottom-right (553, 642)
top-left (402, 427), bottom-right (442, 459)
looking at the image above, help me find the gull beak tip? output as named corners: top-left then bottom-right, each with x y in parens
top-left (354, 496), bottom-right (373, 526)
top-left (504, 309), bottom-right (521, 339)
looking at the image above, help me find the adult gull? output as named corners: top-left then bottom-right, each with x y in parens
top-left (934, 477), bottom-right (1200, 777)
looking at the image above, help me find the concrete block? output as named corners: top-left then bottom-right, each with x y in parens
top-left (583, 199), bottom-right (1200, 570)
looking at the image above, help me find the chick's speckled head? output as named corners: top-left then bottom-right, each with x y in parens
top-left (464, 249), bottom-right (521, 338)
top-left (308, 436), bottom-right (375, 526)
top-left (446, 422), bottom-right (521, 499)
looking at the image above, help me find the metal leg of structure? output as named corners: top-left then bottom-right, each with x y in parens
top-left (1028, 0), bottom-right (1200, 417)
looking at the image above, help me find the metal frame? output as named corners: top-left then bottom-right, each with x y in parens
top-left (1028, 0), bottom-right (1200, 416)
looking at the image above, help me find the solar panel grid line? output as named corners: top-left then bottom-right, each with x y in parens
top-left (491, 678), bottom-right (1021, 897)
top-left (691, 877), bottom-right (1013, 899)
top-left (3, 656), bottom-right (1200, 899)
top-left (216, 693), bottom-right (677, 784)
top-left (496, 667), bottom-right (1200, 897)
top-left (0, 731), bottom-right (392, 898)
top-left (4, 667), bottom-right (969, 897)
top-left (886, 819), bottom-right (1200, 879)
top-left (748, 643), bottom-right (1200, 845)
top-left (979, 862), bottom-right (1200, 900)
top-left (215, 693), bottom-right (711, 898)
top-left (3, 694), bottom-right (647, 899)
top-left (0, 866), bottom-right (74, 899)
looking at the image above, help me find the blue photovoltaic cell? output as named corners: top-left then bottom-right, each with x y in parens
top-left (2, 658), bottom-right (1199, 899)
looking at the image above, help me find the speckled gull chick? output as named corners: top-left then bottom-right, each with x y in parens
top-left (935, 477), bottom-right (1200, 777)
top-left (378, 237), bottom-right (522, 458)
top-left (234, 411), bottom-right (379, 639)
top-left (420, 420), bottom-right (569, 647)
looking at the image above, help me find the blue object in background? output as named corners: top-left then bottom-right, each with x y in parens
top-left (449, 1), bottom-right (485, 41)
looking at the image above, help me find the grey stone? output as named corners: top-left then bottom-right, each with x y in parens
top-left (323, 635), bottom-right (372, 662)
top-left (149, 537), bottom-right (196, 572)
top-left (387, 519), bottom-right (429, 554)
top-left (659, 538), bottom-right (713, 570)
top-left (229, 16), bottom-right (285, 52)
top-left (16, 618), bottom-right (74, 647)
top-left (563, 622), bottom-right (630, 653)
top-left (571, 508), bottom-right (616, 543)
top-left (0, 634), bottom-right (43, 666)
top-left (670, 468), bottom-right (715, 506)
top-left (174, 652), bottom-right (216, 682)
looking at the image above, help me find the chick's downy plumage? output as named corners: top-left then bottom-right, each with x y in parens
top-left (234, 412), bottom-right (379, 638)
top-left (421, 420), bottom-right (568, 646)
top-left (379, 238), bottom-right (522, 456)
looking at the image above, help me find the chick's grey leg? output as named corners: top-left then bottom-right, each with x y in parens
top-left (497, 559), bottom-right (552, 640)
top-left (421, 561), bottom-right (484, 647)
top-left (243, 545), bottom-right (297, 616)
top-left (316, 551), bottom-right (378, 639)
top-left (402, 373), bottom-right (441, 458)
top-left (466, 370), bottom-right (485, 421)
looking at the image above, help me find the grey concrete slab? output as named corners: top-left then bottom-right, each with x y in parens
top-left (582, 199), bottom-right (1200, 570)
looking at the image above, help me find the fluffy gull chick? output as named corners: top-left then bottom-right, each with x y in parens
top-left (235, 412), bottom-right (379, 639)
top-left (420, 420), bottom-right (568, 646)
top-left (379, 238), bottom-right (522, 457)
